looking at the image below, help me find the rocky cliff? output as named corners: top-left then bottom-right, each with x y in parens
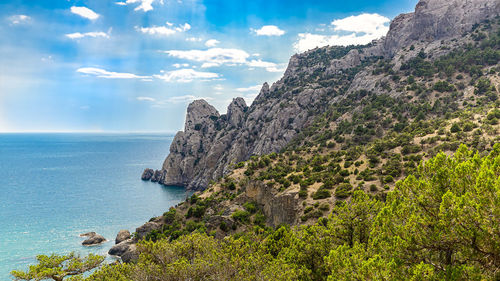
top-left (143, 0), bottom-right (500, 190)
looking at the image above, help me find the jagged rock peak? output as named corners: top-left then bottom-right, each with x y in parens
top-left (227, 97), bottom-right (248, 127)
top-left (185, 99), bottom-right (220, 131)
top-left (253, 82), bottom-right (271, 104)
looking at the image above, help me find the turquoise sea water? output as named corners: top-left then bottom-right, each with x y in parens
top-left (0, 133), bottom-right (188, 280)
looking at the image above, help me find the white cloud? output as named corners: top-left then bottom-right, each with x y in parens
top-left (251, 25), bottom-right (285, 36)
top-left (165, 48), bottom-right (249, 67)
top-left (138, 23), bottom-right (190, 36)
top-left (236, 85), bottom-right (262, 92)
top-left (8, 15), bottom-right (31, 25)
top-left (151, 95), bottom-right (214, 107)
top-left (77, 67), bottom-right (150, 79)
top-left (70, 6), bottom-right (100, 21)
top-left (116, 0), bottom-right (164, 12)
top-left (293, 13), bottom-right (390, 53)
top-left (331, 13), bottom-right (389, 35)
top-left (66, 31), bottom-right (109, 39)
top-left (172, 63), bottom-right (189, 68)
top-left (164, 48), bottom-right (283, 72)
top-left (153, 69), bottom-right (220, 83)
top-left (186, 37), bottom-right (203, 42)
top-left (205, 39), bottom-right (220, 47)
top-left (166, 95), bottom-right (214, 104)
top-left (247, 60), bottom-right (285, 72)
top-left (137, 96), bottom-right (156, 101)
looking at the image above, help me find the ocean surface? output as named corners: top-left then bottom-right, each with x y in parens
top-left (0, 133), bottom-right (189, 280)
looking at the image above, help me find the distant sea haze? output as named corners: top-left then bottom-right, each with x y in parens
top-left (0, 133), bottom-right (188, 280)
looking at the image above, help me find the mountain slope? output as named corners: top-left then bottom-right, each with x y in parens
top-left (143, 0), bottom-right (500, 190)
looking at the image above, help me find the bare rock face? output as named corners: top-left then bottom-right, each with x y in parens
top-left (147, 0), bottom-right (500, 190)
top-left (134, 221), bottom-right (161, 240)
top-left (384, 0), bottom-right (500, 55)
top-left (244, 181), bottom-right (300, 226)
top-left (120, 244), bottom-right (138, 263)
top-left (108, 239), bottom-right (133, 256)
top-left (141, 168), bottom-right (154, 181)
top-left (115, 230), bottom-right (131, 244)
top-left (150, 170), bottom-right (164, 183)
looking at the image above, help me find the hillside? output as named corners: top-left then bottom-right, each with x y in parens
top-left (12, 0), bottom-right (500, 280)
top-left (138, 17), bottom-right (499, 236)
top-left (123, 0), bottom-right (499, 260)
top-left (143, 0), bottom-right (500, 191)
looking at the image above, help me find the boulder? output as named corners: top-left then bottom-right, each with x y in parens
top-left (151, 170), bottom-right (164, 182)
top-left (108, 239), bottom-right (133, 256)
top-left (121, 244), bottom-right (139, 263)
top-left (141, 168), bottom-right (154, 181)
top-left (79, 232), bottom-right (96, 237)
top-left (115, 230), bottom-right (131, 244)
top-left (134, 222), bottom-right (161, 240)
top-left (81, 233), bottom-right (106, 246)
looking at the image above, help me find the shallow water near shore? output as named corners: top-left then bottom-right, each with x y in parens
top-left (0, 133), bottom-right (188, 280)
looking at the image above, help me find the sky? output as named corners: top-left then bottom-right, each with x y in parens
top-left (0, 0), bottom-right (418, 133)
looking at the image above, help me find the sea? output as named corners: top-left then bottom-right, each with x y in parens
top-left (0, 133), bottom-right (189, 280)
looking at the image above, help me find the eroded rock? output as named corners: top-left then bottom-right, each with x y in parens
top-left (81, 232), bottom-right (106, 246)
top-left (115, 230), bottom-right (131, 244)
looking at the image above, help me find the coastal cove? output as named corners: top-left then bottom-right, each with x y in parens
top-left (0, 133), bottom-right (189, 280)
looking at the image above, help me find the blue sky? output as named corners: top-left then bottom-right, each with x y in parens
top-left (0, 0), bottom-right (418, 132)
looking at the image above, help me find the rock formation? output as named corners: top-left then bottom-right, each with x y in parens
top-left (141, 168), bottom-right (154, 181)
top-left (115, 230), bottom-right (131, 244)
top-left (142, 0), bottom-right (500, 191)
top-left (108, 239), bottom-right (133, 256)
top-left (80, 232), bottom-right (106, 246)
top-left (109, 221), bottom-right (163, 261)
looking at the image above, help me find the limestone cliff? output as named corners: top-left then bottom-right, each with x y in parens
top-left (144, 0), bottom-right (500, 190)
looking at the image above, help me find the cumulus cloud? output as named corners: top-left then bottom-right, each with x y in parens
top-left (66, 31), bottom-right (109, 39)
top-left (205, 39), bottom-right (220, 47)
top-left (331, 13), bottom-right (389, 35)
top-left (115, 0), bottom-right (164, 12)
top-left (164, 48), bottom-right (284, 72)
top-left (70, 6), bottom-right (100, 21)
top-left (251, 25), bottom-right (285, 36)
top-left (77, 67), bottom-right (150, 79)
top-left (8, 15), bottom-right (31, 25)
top-left (294, 13), bottom-right (390, 53)
top-left (138, 23), bottom-right (190, 36)
top-left (153, 69), bottom-right (220, 83)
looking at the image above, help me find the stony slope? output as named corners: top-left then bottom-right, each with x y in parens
top-left (114, 0), bottom-right (500, 263)
top-left (142, 0), bottom-right (500, 191)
